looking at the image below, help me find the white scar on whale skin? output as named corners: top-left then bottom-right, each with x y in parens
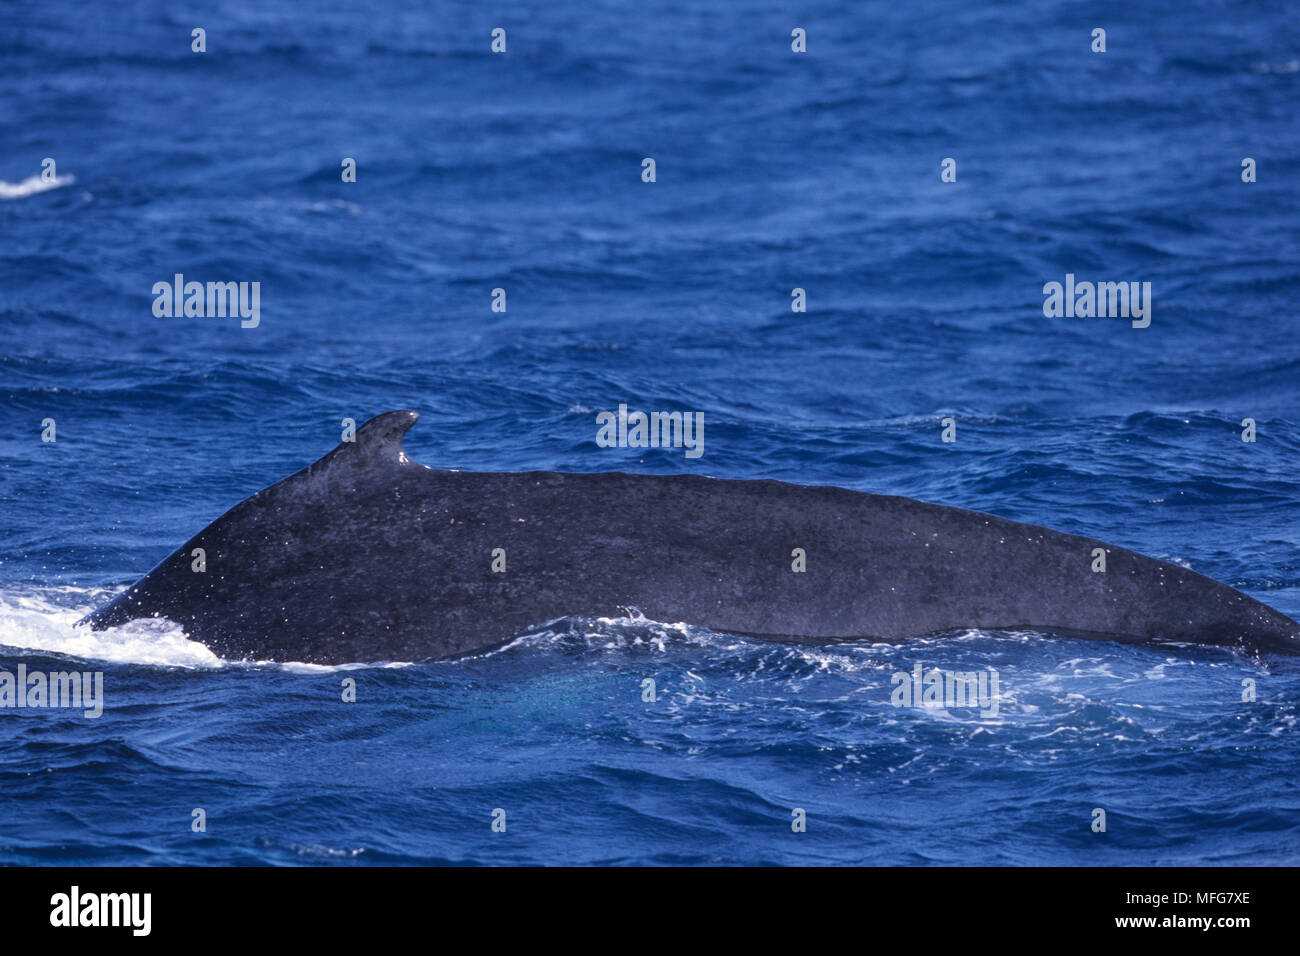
top-left (0, 173), bottom-right (75, 200)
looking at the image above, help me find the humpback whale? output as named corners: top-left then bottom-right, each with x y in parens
top-left (80, 410), bottom-right (1300, 663)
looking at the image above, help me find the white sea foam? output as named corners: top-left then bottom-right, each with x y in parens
top-left (0, 586), bottom-right (425, 671)
top-left (0, 173), bottom-right (75, 201)
top-left (0, 586), bottom-right (219, 668)
top-left (277, 659), bottom-right (412, 673)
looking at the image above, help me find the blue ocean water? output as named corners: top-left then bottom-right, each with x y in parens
top-left (2, 0), bottom-right (1299, 865)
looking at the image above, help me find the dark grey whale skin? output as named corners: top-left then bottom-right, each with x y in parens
top-left (80, 410), bottom-right (1300, 664)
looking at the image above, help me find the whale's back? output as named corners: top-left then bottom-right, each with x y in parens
top-left (81, 411), bottom-right (1300, 663)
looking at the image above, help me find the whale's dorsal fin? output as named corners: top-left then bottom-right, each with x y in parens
top-left (319, 410), bottom-right (420, 470)
top-left (356, 409), bottom-right (419, 462)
